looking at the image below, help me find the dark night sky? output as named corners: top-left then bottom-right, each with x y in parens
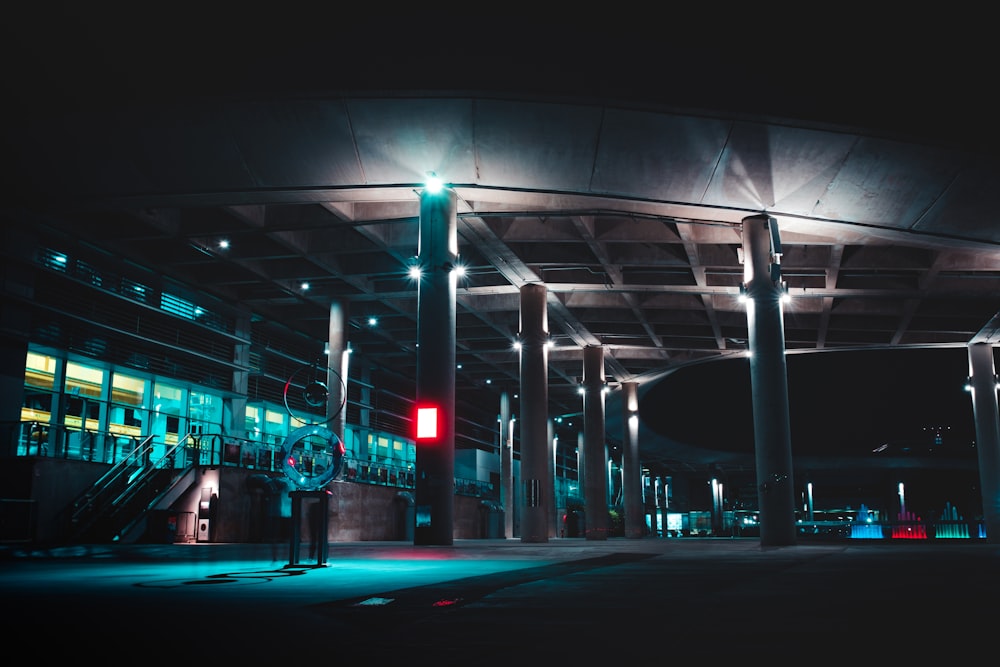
top-left (1, 9), bottom-right (995, 153)
top-left (642, 347), bottom-right (981, 459)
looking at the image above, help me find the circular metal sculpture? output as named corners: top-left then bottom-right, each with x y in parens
top-left (280, 359), bottom-right (348, 489)
top-left (279, 424), bottom-right (346, 490)
top-left (283, 359), bottom-right (347, 426)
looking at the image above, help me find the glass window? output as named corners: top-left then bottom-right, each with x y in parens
top-left (152, 382), bottom-right (184, 445)
top-left (160, 292), bottom-right (199, 320)
top-left (343, 426), bottom-right (359, 458)
top-left (25, 352), bottom-right (57, 390)
top-left (264, 408), bottom-right (287, 446)
top-left (404, 440), bottom-right (416, 465)
top-left (189, 390), bottom-right (223, 436)
top-left (65, 361), bottom-right (103, 399)
top-left (64, 362), bottom-right (105, 431)
top-left (38, 248), bottom-right (68, 273)
top-left (120, 277), bottom-right (152, 304)
top-left (108, 405), bottom-right (144, 438)
top-left (112, 372), bottom-right (145, 406)
top-left (290, 411), bottom-right (310, 429)
top-left (246, 404), bottom-right (262, 441)
top-left (21, 388), bottom-right (55, 424)
top-left (109, 373), bottom-right (147, 439)
top-left (23, 353), bottom-right (58, 426)
top-left (376, 434), bottom-right (390, 461)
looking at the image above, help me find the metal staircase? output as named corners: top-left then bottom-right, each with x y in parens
top-left (68, 434), bottom-right (196, 543)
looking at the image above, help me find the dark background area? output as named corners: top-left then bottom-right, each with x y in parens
top-left (2, 8), bottom-right (995, 152)
top-left (643, 347), bottom-right (979, 458)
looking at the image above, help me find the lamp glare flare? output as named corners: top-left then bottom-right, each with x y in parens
top-left (963, 374), bottom-right (1000, 392)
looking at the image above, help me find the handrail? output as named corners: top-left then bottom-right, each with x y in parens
top-left (70, 434), bottom-right (155, 524)
top-left (108, 434), bottom-right (198, 541)
top-left (113, 433), bottom-right (194, 507)
top-left (154, 433), bottom-right (193, 469)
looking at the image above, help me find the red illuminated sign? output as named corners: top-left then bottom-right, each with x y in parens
top-left (416, 406), bottom-right (439, 439)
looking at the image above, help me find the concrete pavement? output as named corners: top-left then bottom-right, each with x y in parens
top-left (2, 537), bottom-right (997, 662)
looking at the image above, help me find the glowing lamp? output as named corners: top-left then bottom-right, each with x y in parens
top-left (416, 405), bottom-right (440, 439)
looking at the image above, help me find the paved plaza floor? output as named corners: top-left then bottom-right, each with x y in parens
top-left (2, 537), bottom-right (997, 662)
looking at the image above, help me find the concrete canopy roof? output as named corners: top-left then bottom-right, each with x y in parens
top-left (3, 10), bottom-right (998, 473)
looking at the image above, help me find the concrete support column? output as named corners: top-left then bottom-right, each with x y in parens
top-left (968, 342), bottom-right (1000, 543)
top-left (621, 381), bottom-right (644, 538)
top-left (519, 283), bottom-right (550, 542)
top-left (583, 345), bottom-right (609, 540)
top-left (327, 299), bottom-right (349, 445)
top-left (414, 186), bottom-right (457, 546)
top-left (499, 390), bottom-right (513, 538)
top-left (549, 417), bottom-right (558, 537)
top-left (223, 311), bottom-right (251, 441)
top-left (742, 214), bottom-right (796, 546)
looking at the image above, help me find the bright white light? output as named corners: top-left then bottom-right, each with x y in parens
top-left (218, 239), bottom-right (229, 250)
top-left (425, 174), bottom-right (444, 193)
top-left (452, 264), bottom-right (466, 277)
top-left (368, 317), bottom-right (378, 326)
top-left (408, 266), bottom-right (422, 279)
top-left (300, 282), bottom-right (310, 291)
top-left (513, 340), bottom-right (522, 350)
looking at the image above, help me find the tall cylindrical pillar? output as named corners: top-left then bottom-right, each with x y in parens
top-left (583, 345), bottom-right (608, 540)
top-left (499, 391), bottom-right (513, 538)
top-left (968, 342), bottom-right (1000, 543)
top-left (414, 186), bottom-right (457, 546)
top-left (519, 283), bottom-right (550, 542)
top-left (549, 418), bottom-right (558, 538)
top-left (328, 299), bottom-right (349, 445)
top-left (621, 381), bottom-right (644, 538)
top-left (742, 214), bottom-right (796, 546)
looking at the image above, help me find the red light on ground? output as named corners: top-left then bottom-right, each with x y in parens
top-left (288, 457), bottom-right (296, 466)
top-left (432, 598), bottom-right (462, 607)
top-left (416, 406), bottom-right (439, 439)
